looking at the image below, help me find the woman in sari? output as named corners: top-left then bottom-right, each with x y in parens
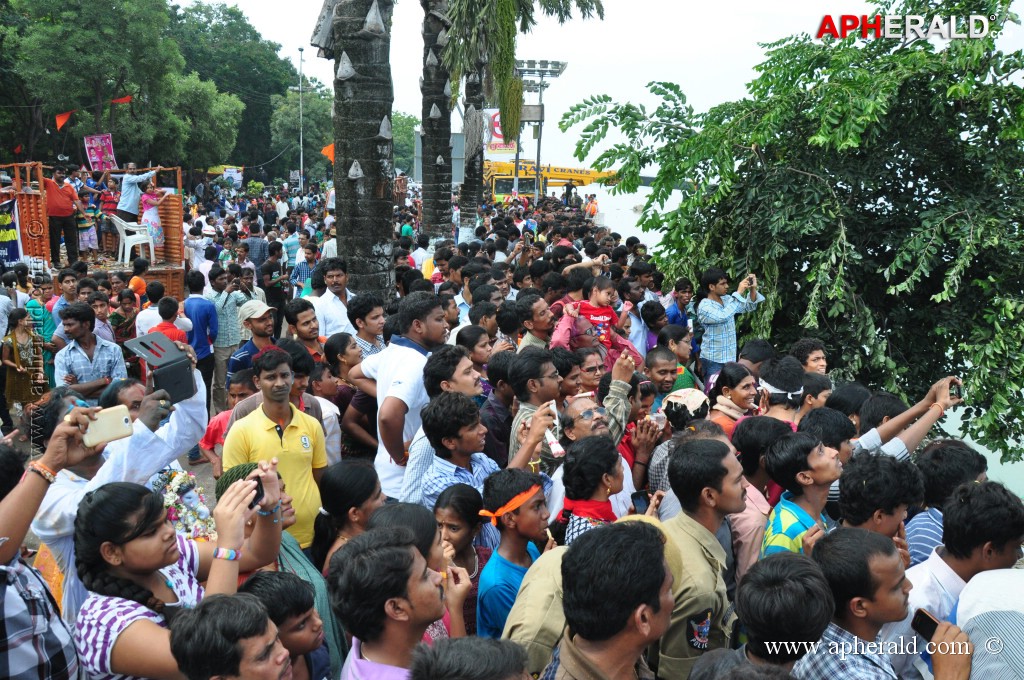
top-left (108, 289), bottom-right (142, 379)
top-left (26, 279), bottom-right (56, 387)
top-left (2, 308), bottom-right (48, 412)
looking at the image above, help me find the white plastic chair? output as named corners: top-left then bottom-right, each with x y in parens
top-left (110, 214), bottom-right (155, 264)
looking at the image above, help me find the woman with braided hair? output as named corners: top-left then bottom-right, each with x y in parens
top-left (72, 461), bottom-right (283, 680)
top-left (217, 462), bottom-right (351, 676)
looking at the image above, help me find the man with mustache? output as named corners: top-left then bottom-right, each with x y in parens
top-left (223, 347), bottom-right (327, 551)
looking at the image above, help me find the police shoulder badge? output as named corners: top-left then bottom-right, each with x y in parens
top-left (688, 609), bottom-right (713, 649)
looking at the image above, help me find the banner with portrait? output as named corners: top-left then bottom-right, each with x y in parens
top-left (84, 134), bottom-right (118, 171)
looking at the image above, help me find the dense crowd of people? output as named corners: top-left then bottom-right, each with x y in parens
top-left (0, 166), bottom-right (1021, 680)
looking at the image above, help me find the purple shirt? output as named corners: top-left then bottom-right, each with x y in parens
top-left (340, 637), bottom-right (411, 680)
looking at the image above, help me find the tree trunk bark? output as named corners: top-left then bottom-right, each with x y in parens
top-left (330, 0), bottom-right (396, 299)
top-left (419, 0), bottom-right (452, 244)
top-left (459, 65), bottom-right (485, 242)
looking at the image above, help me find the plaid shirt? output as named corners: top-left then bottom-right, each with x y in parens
top-left (794, 622), bottom-right (898, 680)
top-left (0, 552), bottom-right (80, 680)
top-left (244, 236), bottom-right (269, 268)
top-left (354, 334), bottom-right (385, 359)
top-left (695, 292), bottom-right (764, 364)
top-left (53, 336), bottom-right (127, 405)
top-left (421, 453), bottom-right (501, 512)
top-left (205, 290), bottom-right (248, 348)
top-left (289, 260), bottom-right (315, 287)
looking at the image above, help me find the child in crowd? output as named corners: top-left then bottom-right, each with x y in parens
top-left (239, 571), bottom-right (331, 680)
top-left (658, 323), bottom-right (700, 391)
top-left (761, 431), bottom-right (840, 557)
top-left (476, 468), bottom-right (554, 638)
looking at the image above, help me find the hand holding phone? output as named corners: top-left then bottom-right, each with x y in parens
top-left (248, 476), bottom-right (265, 510)
top-left (631, 491), bottom-right (650, 515)
top-left (81, 405), bottom-right (133, 448)
top-left (911, 608), bottom-right (940, 642)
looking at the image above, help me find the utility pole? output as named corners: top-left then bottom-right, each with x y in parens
top-left (298, 46), bottom-right (305, 194)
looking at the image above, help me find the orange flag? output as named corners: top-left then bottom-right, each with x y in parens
top-left (110, 95), bottom-right (133, 104)
top-left (321, 143), bottom-right (335, 163)
top-left (55, 110), bottom-right (75, 131)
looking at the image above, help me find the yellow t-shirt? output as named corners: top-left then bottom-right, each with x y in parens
top-left (222, 403), bottom-right (327, 548)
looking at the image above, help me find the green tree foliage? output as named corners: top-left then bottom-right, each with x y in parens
top-left (168, 3), bottom-right (297, 169)
top-left (168, 72), bottom-right (245, 170)
top-left (0, 0), bottom-right (252, 170)
top-left (561, 0), bottom-right (1024, 459)
top-left (392, 111), bottom-right (419, 173)
top-left (270, 80), bottom-right (333, 184)
top-left (13, 0), bottom-right (184, 162)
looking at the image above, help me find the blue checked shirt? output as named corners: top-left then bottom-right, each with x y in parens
top-left (354, 334), bottom-right (385, 359)
top-left (289, 260), bottom-right (315, 287)
top-left (696, 292), bottom-right (764, 364)
top-left (0, 553), bottom-right (80, 680)
top-left (421, 453), bottom-right (501, 512)
top-left (244, 236), bottom-right (269, 268)
top-left (793, 622), bottom-right (898, 680)
top-left (205, 290), bottom-right (248, 348)
top-left (53, 336), bottom-right (127, 405)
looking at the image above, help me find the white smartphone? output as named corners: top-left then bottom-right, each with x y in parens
top-left (82, 404), bottom-right (134, 448)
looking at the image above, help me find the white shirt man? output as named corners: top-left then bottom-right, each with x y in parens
top-left (314, 288), bottom-right (357, 336)
top-left (135, 304), bottom-right (194, 336)
top-left (358, 337), bottom-right (431, 498)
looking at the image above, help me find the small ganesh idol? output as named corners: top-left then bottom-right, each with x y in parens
top-left (154, 469), bottom-right (217, 540)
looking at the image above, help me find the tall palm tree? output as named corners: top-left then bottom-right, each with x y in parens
top-left (311, 0), bottom-right (396, 298)
top-left (444, 0), bottom-right (604, 232)
top-left (419, 0), bottom-right (453, 243)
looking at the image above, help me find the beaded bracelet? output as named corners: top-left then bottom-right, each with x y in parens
top-left (213, 548), bottom-right (241, 561)
top-left (257, 501), bottom-right (281, 517)
top-left (28, 461), bottom-right (57, 484)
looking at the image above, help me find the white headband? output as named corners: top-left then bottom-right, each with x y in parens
top-left (760, 379), bottom-right (803, 400)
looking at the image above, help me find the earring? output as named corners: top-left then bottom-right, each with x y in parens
top-left (606, 487), bottom-right (611, 495)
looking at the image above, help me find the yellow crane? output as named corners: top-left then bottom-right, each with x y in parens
top-left (483, 160), bottom-right (617, 203)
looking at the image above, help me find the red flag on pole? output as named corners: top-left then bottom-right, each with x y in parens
top-left (110, 95), bottom-right (133, 104)
top-left (55, 110), bottom-right (75, 131)
top-left (321, 143), bottom-right (335, 163)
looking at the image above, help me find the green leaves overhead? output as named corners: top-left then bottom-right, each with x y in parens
top-left (561, 0), bottom-right (1024, 459)
top-left (444, 0), bottom-right (604, 147)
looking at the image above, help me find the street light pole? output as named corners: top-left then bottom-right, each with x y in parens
top-left (516, 60), bottom-right (567, 205)
top-left (298, 47), bottom-right (305, 194)
top-left (535, 73), bottom-right (545, 205)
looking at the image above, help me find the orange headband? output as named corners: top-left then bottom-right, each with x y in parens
top-left (479, 485), bottom-right (542, 526)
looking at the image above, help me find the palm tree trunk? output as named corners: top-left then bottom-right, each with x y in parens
top-left (419, 0), bottom-right (452, 243)
top-left (459, 65), bottom-right (485, 241)
top-left (330, 0), bottom-right (396, 298)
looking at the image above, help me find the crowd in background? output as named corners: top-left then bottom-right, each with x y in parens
top-left (0, 169), bottom-right (1020, 680)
